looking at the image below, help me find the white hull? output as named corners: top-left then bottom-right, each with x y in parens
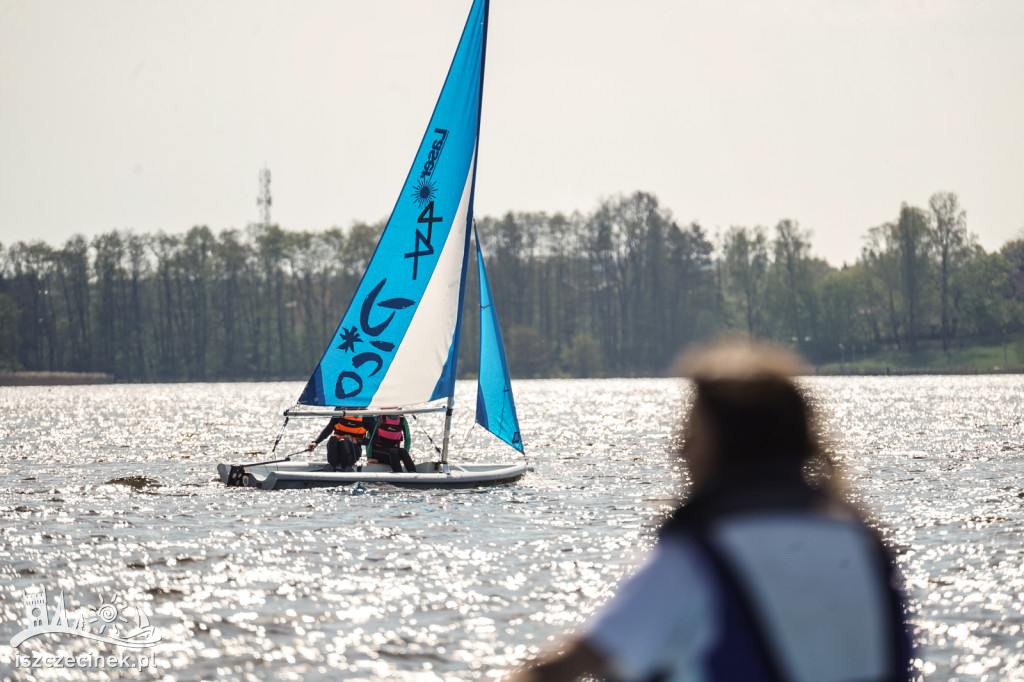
top-left (217, 460), bottom-right (527, 490)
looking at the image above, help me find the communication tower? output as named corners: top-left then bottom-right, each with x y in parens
top-left (257, 167), bottom-right (272, 226)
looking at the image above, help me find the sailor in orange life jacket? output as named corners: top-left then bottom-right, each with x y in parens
top-left (307, 412), bottom-right (370, 472)
top-left (367, 414), bottom-right (416, 473)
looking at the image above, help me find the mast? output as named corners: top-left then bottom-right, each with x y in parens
top-left (439, 0), bottom-right (489, 467)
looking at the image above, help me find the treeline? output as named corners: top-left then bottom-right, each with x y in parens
top-left (2, 190), bottom-right (1023, 381)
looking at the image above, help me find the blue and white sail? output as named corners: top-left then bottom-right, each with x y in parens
top-left (216, 0), bottom-right (528, 488)
top-left (475, 230), bottom-right (523, 452)
top-left (299, 0), bottom-right (488, 410)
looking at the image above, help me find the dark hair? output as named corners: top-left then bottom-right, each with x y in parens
top-left (676, 339), bottom-right (840, 494)
top-left (694, 376), bottom-right (814, 469)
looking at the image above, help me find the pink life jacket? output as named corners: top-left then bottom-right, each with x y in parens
top-left (377, 415), bottom-right (404, 444)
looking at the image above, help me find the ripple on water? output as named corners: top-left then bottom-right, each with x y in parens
top-left (2, 376), bottom-right (1023, 680)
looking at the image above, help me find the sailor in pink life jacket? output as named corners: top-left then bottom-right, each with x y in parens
top-left (368, 414), bottom-right (416, 473)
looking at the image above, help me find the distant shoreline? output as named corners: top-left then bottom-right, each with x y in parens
top-left (1, 366), bottom-right (1022, 387)
top-left (814, 365), bottom-right (1024, 376)
top-left (0, 371), bottom-right (114, 386)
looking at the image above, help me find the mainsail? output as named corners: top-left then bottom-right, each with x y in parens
top-left (299, 0), bottom-right (488, 410)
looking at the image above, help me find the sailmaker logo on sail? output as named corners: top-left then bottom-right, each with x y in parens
top-left (405, 127), bottom-right (449, 279)
top-left (411, 127), bottom-right (448, 208)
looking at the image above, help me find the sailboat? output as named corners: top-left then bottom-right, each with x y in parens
top-left (217, 0), bottom-right (526, 490)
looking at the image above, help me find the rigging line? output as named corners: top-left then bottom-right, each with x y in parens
top-left (457, 418), bottom-right (477, 459)
top-left (252, 449), bottom-right (303, 469)
top-left (410, 414), bottom-right (443, 455)
top-left (270, 416), bottom-right (290, 455)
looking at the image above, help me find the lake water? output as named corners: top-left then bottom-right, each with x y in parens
top-left (1, 376), bottom-right (1022, 681)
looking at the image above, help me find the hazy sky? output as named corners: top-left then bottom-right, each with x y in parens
top-left (2, 0), bottom-right (1022, 266)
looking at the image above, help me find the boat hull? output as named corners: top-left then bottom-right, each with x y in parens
top-left (216, 460), bottom-right (527, 490)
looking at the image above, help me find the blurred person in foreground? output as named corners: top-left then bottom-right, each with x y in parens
top-left (506, 340), bottom-right (912, 682)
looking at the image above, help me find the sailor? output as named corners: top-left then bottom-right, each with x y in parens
top-left (308, 411), bottom-right (370, 472)
top-left (505, 340), bottom-right (913, 682)
top-left (367, 413), bottom-right (416, 473)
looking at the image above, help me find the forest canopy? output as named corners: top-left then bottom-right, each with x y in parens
top-left (2, 190), bottom-right (1023, 381)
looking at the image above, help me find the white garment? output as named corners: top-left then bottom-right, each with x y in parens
top-left (584, 513), bottom-right (894, 682)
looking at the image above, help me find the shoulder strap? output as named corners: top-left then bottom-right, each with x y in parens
top-left (690, 529), bottom-right (791, 682)
top-left (866, 530), bottom-right (913, 682)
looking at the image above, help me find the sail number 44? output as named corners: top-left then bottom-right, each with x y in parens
top-left (405, 201), bottom-right (442, 280)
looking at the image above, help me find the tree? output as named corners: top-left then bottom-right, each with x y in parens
top-left (999, 238), bottom-right (1024, 302)
top-left (54, 235), bottom-right (92, 371)
top-left (8, 242), bottom-right (60, 370)
top-left (92, 231), bottom-right (130, 374)
top-left (928, 192), bottom-right (970, 351)
top-left (816, 264), bottom-right (872, 356)
top-left (768, 219), bottom-right (815, 346)
top-left (180, 226), bottom-right (215, 378)
top-left (252, 224), bottom-right (290, 377)
top-left (123, 233), bottom-right (152, 379)
top-left (895, 204), bottom-right (932, 351)
top-left (951, 250), bottom-right (1017, 339)
top-left (587, 192), bottom-right (677, 372)
top-left (0, 293), bottom-right (20, 371)
top-left (561, 331), bottom-right (603, 378)
top-left (210, 229), bottom-right (256, 378)
top-left (505, 325), bottom-right (551, 378)
top-left (666, 221), bottom-right (720, 350)
top-left (150, 233), bottom-right (184, 378)
top-left (723, 226), bottom-right (769, 337)
top-left (862, 223), bottom-right (903, 347)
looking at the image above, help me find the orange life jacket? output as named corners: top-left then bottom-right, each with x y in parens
top-left (333, 414), bottom-right (367, 440)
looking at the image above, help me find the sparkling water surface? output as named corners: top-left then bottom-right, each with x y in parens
top-left (1, 376), bottom-right (1023, 680)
